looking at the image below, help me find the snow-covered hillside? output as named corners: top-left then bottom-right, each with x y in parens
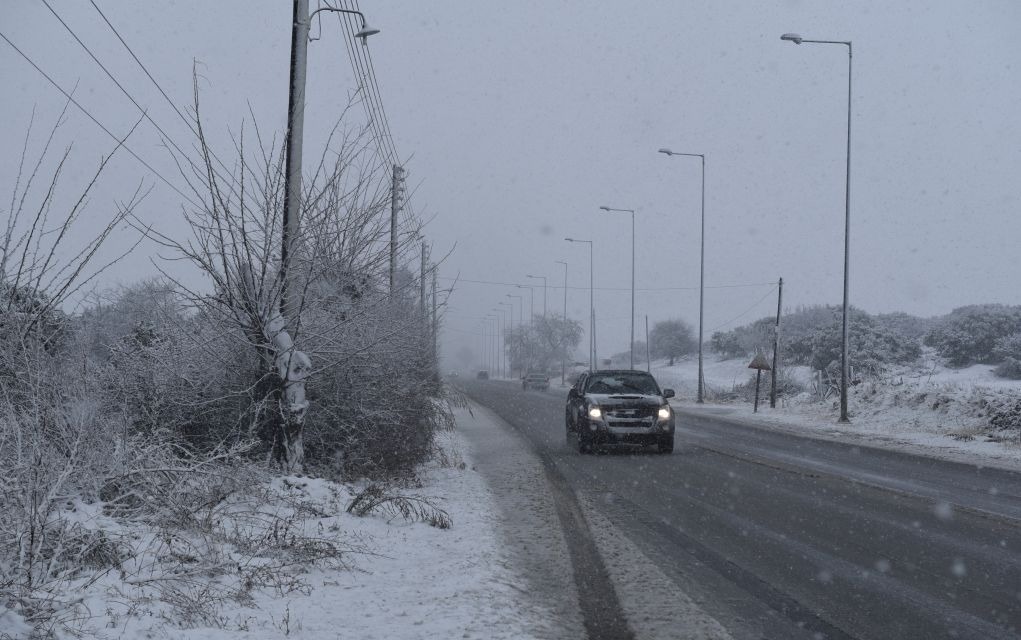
top-left (656, 352), bottom-right (1021, 469)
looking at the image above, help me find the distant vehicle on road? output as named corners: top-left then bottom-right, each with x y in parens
top-left (476, 370), bottom-right (489, 380)
top-left (522, 372), bottom-right (550, 391)
top-left (565, 369), bottom-right (675, 454)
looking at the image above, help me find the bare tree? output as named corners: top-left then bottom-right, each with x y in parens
top-left (0, 103), bottom-right (145, 629)
top-left (142, 86), bottom-right (422, 473)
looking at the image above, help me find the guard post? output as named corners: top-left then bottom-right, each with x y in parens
top-left (748, 354), bottom-right (772, 413)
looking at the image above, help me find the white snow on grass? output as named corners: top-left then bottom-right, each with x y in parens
top-left (23, 428), bottom-right (551, 640)
top-left (656, 353), bottom-right (1021, 470)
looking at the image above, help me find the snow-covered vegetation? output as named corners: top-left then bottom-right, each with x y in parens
top-left (658, 302), bottom-right (1021, 462)
top-left (1, 101), bottom-right (456, 636)
top-left (504, 313), bottom-right (582, 374)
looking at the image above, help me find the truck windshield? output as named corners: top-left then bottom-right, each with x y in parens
top-left (585, 373), bottom-right (660, 395)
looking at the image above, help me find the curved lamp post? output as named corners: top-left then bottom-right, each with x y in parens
top-left (599, 206), bottom-right (636, 369)
top-left (658, 148), bottom-right (706, 403)
top-left (566, 238), bottom-right (595, 371)
top-left (781, 32), bottom-right (853, 423)
top-left (526, 275), bottom-right (547, 318)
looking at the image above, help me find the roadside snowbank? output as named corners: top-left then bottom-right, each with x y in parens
top-left (6, 428), bottom-right (549, 640)
top-left (658, 354), bottom-right (1021, 470)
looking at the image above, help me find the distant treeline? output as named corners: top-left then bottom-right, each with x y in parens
top-left (710, 304), bottom-right (1021, 380)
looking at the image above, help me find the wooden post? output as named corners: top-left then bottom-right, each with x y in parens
top-left (754, 369), bottom-right (762, 412)
top-left (770, 277), bottom-right (783, 408)
top-left (748, 353), bottom-right (771, 414)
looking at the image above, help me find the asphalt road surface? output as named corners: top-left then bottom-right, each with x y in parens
top-left (461, 379), bottom-right (1021, 640)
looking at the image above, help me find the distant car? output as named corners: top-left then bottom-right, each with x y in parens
top-left (522, 372), bottom-right (550, 391)
top-left (476, 370), bottom-right (489, 380)
top-left (565, 369), bottom-right (675, 454)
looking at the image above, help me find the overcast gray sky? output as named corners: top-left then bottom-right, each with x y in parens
top-left (3, 1), bottom-right (1020, 363)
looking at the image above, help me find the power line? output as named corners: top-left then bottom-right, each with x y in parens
top-left (0, 29), bottom-right (203, 210)
top-left (88, 0), bottom-right (195, 137)
top-left (333, 1), bottom-right (419, 229)
top-left (708, 285), bottom-right (779, 334)
top-left (438, 275), bottom-right (779, 293)
top-left (43, 2), bottom-right (204, 193)
top-left (85, 0), bottom-right (261, 213)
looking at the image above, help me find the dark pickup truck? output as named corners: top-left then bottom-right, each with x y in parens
top-left (565, 369), bottom-right (675, 454)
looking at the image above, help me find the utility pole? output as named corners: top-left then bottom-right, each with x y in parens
top-left (431, 266), bottom-right (438, 371)
top-left (770, 277), bottom-right (784, 408)
top-left (556, 261), bottom-right (568, 385)
top-left (283, 1), bottom-right (377, 317)
top-left (645, 315), bottom-right (651, 373)
top-left (281, 0), bottom-right (310, 321)
top-left (390, 165), bottom-right (403, 294)
top-left (420, 243), bottom-right (427, 338)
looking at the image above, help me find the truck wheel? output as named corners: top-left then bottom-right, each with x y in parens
top-left (657, 436), bottom-right (674, 454)
top-left (577, 433), bottom-right (591, 454)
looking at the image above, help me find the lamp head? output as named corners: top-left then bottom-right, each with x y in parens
top-left (780, 33), bottom-right (803, 44)
top-left (599, 206), bottom-right (611, 211)
top-left (658, 148), bottom-right (674, 155)
top-left (356, 23), bottom-right (380, 40)
top-left (565, 237), bottom-right (573, 241)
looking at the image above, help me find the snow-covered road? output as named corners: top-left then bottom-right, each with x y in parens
top-left (464, 379), bottom-right (1021, 640)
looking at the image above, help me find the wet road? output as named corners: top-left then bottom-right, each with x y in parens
top-left (462, 379), bottom-right (1021, 640)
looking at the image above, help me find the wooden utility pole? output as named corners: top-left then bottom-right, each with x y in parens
top-left (770, 277), bottom-right (784, 408)
top-left (420, 243), bottom-right (427, 328)
top-left (645, 315), bottom-right (651, 373)
top-left (281, 0), bottom-right (310, 321)
top-left (389, 165), bottom-right (403, 293)
top-left (431, 266), bottom-right (438, 369)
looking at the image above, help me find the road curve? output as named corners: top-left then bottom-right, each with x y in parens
top-left (462, 379), bottom-right (1021, 640)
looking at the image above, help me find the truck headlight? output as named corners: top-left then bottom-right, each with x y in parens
top-left (657, 406), bottom-right (671, 421)
top-left (588, 406), bottom-right (602, 419)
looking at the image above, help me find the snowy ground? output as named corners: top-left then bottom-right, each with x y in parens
top-left (6, 424), bottom-right (555, 640)
top-left (654, 353), bottom-right (1021, 471)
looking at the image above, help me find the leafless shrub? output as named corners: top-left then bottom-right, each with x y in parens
top-left (0, 104), bottom-right (145, 637)
top-left (347, 483), bottom-right (452, 529)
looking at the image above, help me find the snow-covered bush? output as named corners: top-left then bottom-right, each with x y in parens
top-left (650, 318), bottom-right (696, 365)
top-left (992, 332), bottom-right (1021, 379)
top-left (711, 316), bottom-right (773, 359)
top-left (924, 304), bottom-right (1021, 367)
top-left (808, 312), bottom-right (921, 376)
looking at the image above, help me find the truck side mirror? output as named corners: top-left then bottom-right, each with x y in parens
top-left (662, 389), bottom-right (675, 399)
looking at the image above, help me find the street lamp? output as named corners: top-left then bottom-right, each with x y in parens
top-left (485, 314), bottom-right (498, 376)
top-left (555, 260), bottom-right (568, 385)
top-left (565, 238), bottom-right (595, 371)
top-left (526, 275), bottom-right (547, 318)
top-left (498, 302), bottom-right (514, 377)
top-left (506, 294), bottom-right (523, 325)
top-left (516, 284), bottom-right (535, 326)
top-left (658, 148), bottom-right (707, 404)
top-left (599, 206), bottom-right (636, 369)
top-left (781, 32), bottom-right (853, 423)
top-left (496, 304), bottom-right (512, 378)
top-left (506, 294), bottom-right (523, 377)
